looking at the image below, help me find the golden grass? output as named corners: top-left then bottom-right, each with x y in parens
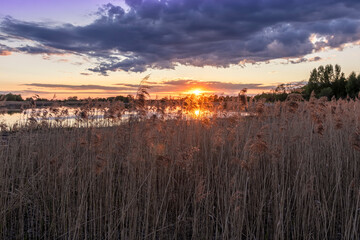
top-left (1, 96), bottom-right (360, 239)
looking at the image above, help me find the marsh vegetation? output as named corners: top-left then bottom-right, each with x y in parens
top-left (1, 91), bottom-right (360, 239)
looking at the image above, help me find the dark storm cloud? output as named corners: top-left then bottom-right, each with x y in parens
top-left (0, 42), bottom-right (66, 56)
top-left (23, 83), bottom-right (137, 91)
top-left (0, 34), bottom-right (7, 40)
top-left (17, 45), bottom-right (66, 55)
top-left (1, 0), bottom-right (360, 74)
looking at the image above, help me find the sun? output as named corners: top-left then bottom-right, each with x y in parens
top-left (191, 89), bottom-right (203, 96)
top-left (194, 109), bottom-right (200, 116)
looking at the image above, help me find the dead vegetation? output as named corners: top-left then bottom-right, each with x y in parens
top-left (1, 96), bottom-right (360, 239)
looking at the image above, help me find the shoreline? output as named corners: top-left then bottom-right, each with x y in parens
top-left (0, 101), bottom-right (85, 110)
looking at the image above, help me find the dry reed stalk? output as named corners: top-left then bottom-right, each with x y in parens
top-left (350, 128), bottom-right (360, 152)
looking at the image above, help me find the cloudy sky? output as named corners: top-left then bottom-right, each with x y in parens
top-left (1, 0), bottom-right (360, 99)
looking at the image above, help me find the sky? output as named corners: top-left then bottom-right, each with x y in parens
top-left (1, 0), bottom-right (360, 99)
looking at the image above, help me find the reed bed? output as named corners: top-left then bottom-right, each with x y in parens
top-left (1, 95), bottom-right (360, 239)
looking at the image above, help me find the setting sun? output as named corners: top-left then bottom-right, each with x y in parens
top-left (191, 89), bottom-right (203, 96)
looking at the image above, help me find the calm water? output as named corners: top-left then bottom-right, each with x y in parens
top-left (0, 106), bottom-right (250, 129)
top-left (0, 107), bottom-right (128, 128)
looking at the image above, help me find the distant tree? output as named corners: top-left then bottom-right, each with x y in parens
top-left (254, 83), bottom-right (296, 102)
top-left (304, 68), bottom-right (320, 98)
top-left (318, 87), bottom-right (333, 99)
top-left (106, 97), bottom-right (116, 102)
top-left (319, 65), bottom-right (334, 87)
top-left (1, 93), bottom-right (24, 101)
top-left (345, 72), bottom-right (360, 98)
top-left (257, 64), bottom-right (360, 102)
top-left (331, 65), bottom-right (347, 99)
top-left (67, 96), bottom-right (78, 101)
top-left (254, 91), bottom-right (288, 102)
top-left (304, 64), bottom-right (346, 99)
top-left (36, 98), bottom-right (50, 101)
top-left (115, 95), bottom-right (131, 103)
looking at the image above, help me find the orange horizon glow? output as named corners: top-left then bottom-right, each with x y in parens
top-left (4, 88), bottom-right (267, 100)
top-left (0, 81), bottom-right (274, 100)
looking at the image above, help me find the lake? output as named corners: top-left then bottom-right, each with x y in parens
top-left (0, 107), bottom-right (128, 128)
top-left (0, 105), bottom-right (252, 129)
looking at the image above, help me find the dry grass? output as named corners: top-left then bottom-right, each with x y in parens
top-left (1, 96), bottom-right (360, 239)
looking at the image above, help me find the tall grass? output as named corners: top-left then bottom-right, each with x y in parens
top-left (1, 95), bottom-right (360, 239)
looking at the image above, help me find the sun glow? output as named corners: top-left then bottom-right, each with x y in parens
top-left (191, 89), bottom-right (203, 96)
top-left (194, 109), bottom-right (200, 116)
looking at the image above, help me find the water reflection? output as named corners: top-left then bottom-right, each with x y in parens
top-left (1, 107), bottom-right (97, 127)
top-left (0, 105), bottom-right (251, 128)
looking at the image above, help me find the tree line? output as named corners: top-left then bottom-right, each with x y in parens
top-left (0, 94), bottom-right (134, 103)
top-left (255, 64), bottom-right (360, 101)
top-left (0, 93), bottom-right (24, 101)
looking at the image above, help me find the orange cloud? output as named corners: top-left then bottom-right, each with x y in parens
top-left (0, 50), bottom-right (11, 56)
